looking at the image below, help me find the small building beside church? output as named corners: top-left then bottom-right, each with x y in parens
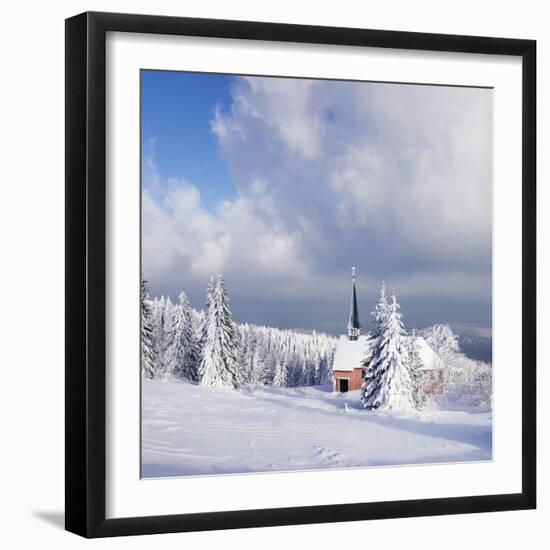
top-left (332, 268), bottom-right (444, 393)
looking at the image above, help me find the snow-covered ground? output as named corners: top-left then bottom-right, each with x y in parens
top-left (142, 379), bottom-right (492, 478)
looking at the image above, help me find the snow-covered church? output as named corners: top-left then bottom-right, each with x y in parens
top-left (332, 269), bottom-right (444, 393)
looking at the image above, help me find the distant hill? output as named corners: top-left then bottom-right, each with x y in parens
top-left (451, 324), bottom-right (493, 363)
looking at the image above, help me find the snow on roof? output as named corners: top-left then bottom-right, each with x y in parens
top-left (332, 335), bottom-right (372, 372)
top-left (413, 336), bottom-right (444, 371)
top-left (331, 334), bottom-right (443, 373)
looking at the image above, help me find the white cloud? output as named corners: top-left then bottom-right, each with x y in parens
top-left (213, 77), bottom-right (326, 160)
top-left (143, 76), bottom-right (492, 328)
top-left (142, 168), bottom-right (309, 305)
top-left (212, 78), bottom-right (492, 268)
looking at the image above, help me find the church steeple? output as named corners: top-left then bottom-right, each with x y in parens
top-left (347, 267), bottom-right (361, 340)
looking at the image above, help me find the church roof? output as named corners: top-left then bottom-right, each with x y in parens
top-left (331, 334), bottom-right (443, 373)
top-left (332, 335), bottom-right (373, 372)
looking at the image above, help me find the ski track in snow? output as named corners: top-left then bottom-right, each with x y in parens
top-left (141, 379), bottom-right (492, 478)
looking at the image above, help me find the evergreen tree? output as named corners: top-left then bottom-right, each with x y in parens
top-left (151, 296), bottom-right (166, 373)
top-left (198, 274), bottom-right (240, 388)
top-left (404, 329), bottom-right (425, 409)
top-left (232, 330), bottom-right (247, 388)
top-left (165, 291), bottom-right (200, 381)
top-left (140, 278), bottom-right (156, 379)
top-left (250, 342), bottom-right (270, 387)
top-left (361, 281), bottom-right (390, 376)
top-left (303, 360), bottom-right (316, 386)
top-left (272, 358), bottom-right (289, 387)
top-left (236, 329), bottom-right (249, 385)
top-left (151, 295), bottom-right (172, 378)
top-left (317, 352), bottom-right (331, 385)
top-left (372, 281), bottom-right (390, 336)
top-left (237, 325), bottom-right (258, 386)
top-left (163, 297), bottom-right (175, 375)
top-left (190, 308), bottom-right (205, 363)
top-left (287, 361), bottom-right (304, 387)
top-left (361, 294), bottom-right (414, 410)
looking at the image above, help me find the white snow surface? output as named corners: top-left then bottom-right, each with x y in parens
top-left (142, 379), bottom-right (492, 478)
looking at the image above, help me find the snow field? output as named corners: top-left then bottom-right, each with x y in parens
top-left (142, 379), bottom-right (492, 478)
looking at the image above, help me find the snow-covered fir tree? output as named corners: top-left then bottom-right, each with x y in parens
top-left (311, 331), bottom-right (333, 385)
top-left (237, 327), bottom-right (256, 384)
top-left (151, 295), bottom-right (174, 378)
top-left (404, 329), bottom-right (425, 409)
top-left (190, 308), bottom-right (205, 356)
top-left (361, 282), bottom-right (390, 376)
top-left (302, 358), bottom-right (316, 386)
top-left (182, 294), bottom-right (201, 381)
top-left (316, 353), bottom-right (331, 385)
top-left (272, 358), bottom-right (289, 387)
top-left (250, 342), bottom-right (270, 387)
top-left (141, 278), bottom-right (156, 379)
top-left (362, 293), bottom-right (415, 410)
top-left (151, 295), bottom-right (166, 374)
top-left (164, 291), bottom-right (200, 381)
top-left (372, 281), bottom-right (390, 335)
top-left (198, 274), bottom-right (240, 388)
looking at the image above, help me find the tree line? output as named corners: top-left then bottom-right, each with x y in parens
top-left (141, 275), bottom-right (336, 389)
top-left (141, 276), bottom-right (492, 410)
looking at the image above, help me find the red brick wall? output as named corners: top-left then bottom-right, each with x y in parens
top-left (333, 368), bottom-right (363, 391)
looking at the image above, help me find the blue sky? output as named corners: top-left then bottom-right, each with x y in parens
top-left (141, 71), bottom-right (493, 333)
top-left (141, 70), bottom-right (237, 210)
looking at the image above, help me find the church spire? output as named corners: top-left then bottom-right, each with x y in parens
top-left (347, 267), bottom-right (361, 340)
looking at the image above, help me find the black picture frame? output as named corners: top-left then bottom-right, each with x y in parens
top-left (65, 11), bottom-right (536, 538)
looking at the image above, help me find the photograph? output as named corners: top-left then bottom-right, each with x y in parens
top-left (139, 70), bottom-right (494, 479)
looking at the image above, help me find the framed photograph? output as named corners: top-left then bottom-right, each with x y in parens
top-left (65, 11), bottom-right (536, 538)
